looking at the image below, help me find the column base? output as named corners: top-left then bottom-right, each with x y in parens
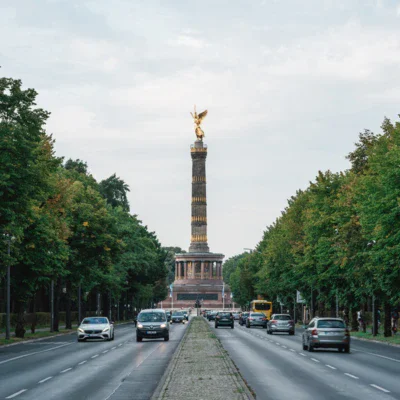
top-left (189, 243), bottom-right (209, 253)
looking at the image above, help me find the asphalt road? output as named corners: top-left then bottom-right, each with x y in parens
top-left (209, 319), bottom-right (400, 400)
top-left (0, 321), bottom-right (188, 400)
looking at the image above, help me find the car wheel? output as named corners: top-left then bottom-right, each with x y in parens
top-left (112, 333), bottom-right (115, 341)
top-left (338, 346), bottom-right (344, 352)
top-left (270, 330), bottom-right (273, 335)
top-left (136, 336), bottom-right (142, 342)
top-left (308, 341), bottom-right (314, 352)
top-left (215, 324), bottom-right (218, 329)
top-left (289, 331), bottom-right (295, 336)
top-left (231, 324), bottom-right (234, 329)
top-left (262, 325), bottom-right (266, 329)
top-left (164, 335), bottom-right (169, 342)
top-left (302, 340), bottom-right (308, 351)
top-left (344, 345), bottom-right (350, 353)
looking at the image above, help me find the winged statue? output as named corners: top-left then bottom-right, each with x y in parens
top-left (190, 106), bottom-right (208, 140)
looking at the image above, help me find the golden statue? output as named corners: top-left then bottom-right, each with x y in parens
top-left (190, 106), bottom-right (208, 140)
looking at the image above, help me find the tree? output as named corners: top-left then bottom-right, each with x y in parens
top-left (99, 174), bottom-right (130, 212)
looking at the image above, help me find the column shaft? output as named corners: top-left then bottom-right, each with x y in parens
top-left (201, 261), bottom-right (204, 280)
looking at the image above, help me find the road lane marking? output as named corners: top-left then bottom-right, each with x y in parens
top-left (118, 344), bottom-right (122, 347)
top-left (6, 390), bottom-right (27, 399)
top-left (344, 373), bottom-right (359, 379)
top-left (111, 347), bottom-right (116, 350)
top-left (311, 358), bottom-right (320, 363)
top-left (38, 377), bottom-right (52, 383)
top-left (0, 342), bottom-right (73, 365)
top-left (91, 355), bottom-right (99, 359)
top-left (78, 360), bottom-right (87, 365)
top-left (370, 384), bottom-right (390, 393)
top-left (290, 349), bottom-right (296, 352)
top-left (275, 342), bottom-right (280, 345)
top-left (282, 345), bottom-right (287, 349)
top-left (60, 368), bottom-right (72, 373)
top-left (352, 349), bottom-right (400, 363)
top-left (102, 350), bottom-right (109, 353)
top-left (299, 353), bottom-right (306, 356)
top-left (326, 365), bottom-right (336, 370)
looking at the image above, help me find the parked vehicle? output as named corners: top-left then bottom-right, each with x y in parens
top-left (246, 312), bottom-right (267, 329)
top-left (136, 309), bottom-right (169, 342)
top-left (215, 312), bottom-right (234, 329)
top-left (77, 316), bottom-right (114, 342)
top-left (302, 318), bottom-right (350, 353)
top-left (267, 314), bottom-right (295, 335)
top-left (239, 312), bottom-right (249, 326)
top-left (171, 311), bottom-right (185, 323)
top-left (232, 313), bottom-right (240, 320)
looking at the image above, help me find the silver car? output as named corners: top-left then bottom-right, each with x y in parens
top-left (77, 316), bottom-right (114, 342)
top-left (246, 312), bottom-right (267, 328)
top-left (302, 317), bottom-right (350, 353)
top-left (267, 314), bottom-right (295, 335)
top-left (136, 309), bottom-right (170, 342)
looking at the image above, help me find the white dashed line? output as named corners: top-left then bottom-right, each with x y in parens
top-left (38, 376), bottom-right (52, 384)
top-left (311, 358), bottom-right (320, 363)
top-left (344, 373), bottom-right (359, 380)
top-left (6, 390), bottom-right (27, 399)
top-left (102, 350), bottom-right (109, 354)
top-left (111, 347), bottom-right (117, 350)
top-left (352, 349), bottom-right (400, 364)
top-left (370, 384), bottom-right (390, 393)
top-left (326, 365), bottom-right (336, 370)
top-left (78, 360), bottom-right (87, 365)
top-left (276, 342), bottom-right (280, 346)
top-left (91, 355), bottom-right (99, 359)
top-left (282, 345), bottom-right (287, 349)
top-left (118, 344), bottom-right (122, 347)
top-left (290, 349), bottom-right (296, 352)
top-left (60, 368), bottom-right (72, 373)
top-left (299, 353), bottom-right (306, 357)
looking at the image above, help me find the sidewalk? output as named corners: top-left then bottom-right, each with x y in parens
top-left (152, 317), bottom-right (254, 400)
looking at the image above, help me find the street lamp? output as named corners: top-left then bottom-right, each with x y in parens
top-left (3, 233), bottom-right (16, 340)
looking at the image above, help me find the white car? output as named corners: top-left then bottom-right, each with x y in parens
top-left (77, 316), bottom-right (114, 342)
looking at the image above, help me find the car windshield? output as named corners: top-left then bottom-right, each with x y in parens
top-left (252, 313), bottom-right (265, 317)
top-left (274, 315), bottom-right (291, 320)
top-left (317, 320), bottom-right (345, 328)
top-left (82, 317), bottom-right (108, 324)
top-left (218, 313), bottom-right (231, 317)
top-left (242, 313), bottom-right (249, 317)
top-left (172, 312), bottom-right (184, 316)
top-left (138, 312), bottom-right (166, 322)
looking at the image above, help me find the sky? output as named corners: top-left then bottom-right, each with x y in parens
top-left (1, 0), bottom-right (400, 259)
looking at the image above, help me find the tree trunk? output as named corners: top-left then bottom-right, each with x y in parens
top-left (31, 292), bottom-right (37, 334)
top-left (65, 280), bottom-right (72, 329)
top-left (384, 302), bottom-right (392, 337)
top-left (103, 292), bottom-right (110, 320)
top-left (53, 277), bottom-right (62, 332)
top-left (350, 307), bottom-right (358, 331)
top-left (15, 300), bottom-right (26, 338)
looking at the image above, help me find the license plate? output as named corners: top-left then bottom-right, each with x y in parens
top-left (325, 332), bottom-right (342, 335)
top-left (147, 331), bottom-right (156, 334)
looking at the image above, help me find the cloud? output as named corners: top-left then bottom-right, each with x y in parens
top-left (168, 35), bottom-right (208, 49)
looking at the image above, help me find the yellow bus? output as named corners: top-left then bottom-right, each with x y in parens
top-left (250, 300), bottom-right (273, 320)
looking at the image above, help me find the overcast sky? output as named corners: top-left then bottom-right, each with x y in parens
top-left (2, 0), bottom-right (400, 259)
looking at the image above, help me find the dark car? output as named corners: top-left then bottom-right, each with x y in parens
top-left (136, 309), bottom-right (169, 342)
top-left (239, 312), bottom-right (249, 326)
top-left (267, 314), bottom-right (295, 335)
top-left (207, 311), bottom-right (217, 321)
top-left (183, 311), bottom-right (189, 321)
top-left (246, 312), bottom-right (267, 328)
top-left (215, 312), bottom-right (234, 329)
top-left (171, 311), bottom-right (185, 323)
top-left (166, 311), bottom-right (171, 322)
top-left (232, 313), bottom-right (240, 321)
top-left (302, 317), bottom-right (350, 353)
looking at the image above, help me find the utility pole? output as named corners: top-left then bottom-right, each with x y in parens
top-left (50, 280), bottom-right (54, 332)
top-left (5, 236), bottom-right (11, 340)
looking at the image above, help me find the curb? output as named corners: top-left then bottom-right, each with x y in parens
top-left (150, 319), bottom-right (192, 400)
top-left (0, 321), bottom-right (133, 349)
top-left (351, 335), bottom-right (400, 348)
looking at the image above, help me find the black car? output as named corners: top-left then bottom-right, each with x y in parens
top-left (239, 312), bottom-right (249, 326)
top-left (136, 309), bottom-right (169, 342)
top-left (171, 311), bottom-right (185, 323)
top-left (207, 311), bottom-right (217, 321)
top-left (183, 311), bottom-right (189, 321)
top-left (166, 311), bottom-right (171, 322)
top-left (215, 312), bottom-right (234, 329)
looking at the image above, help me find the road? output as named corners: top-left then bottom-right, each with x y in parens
top-left (0, 322), bottom-right (188, 400)
top-left (209, 319), bottom-right (400, 400)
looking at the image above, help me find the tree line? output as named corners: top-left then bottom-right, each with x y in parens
top-left (224, 116), bottom-right (400, 337)
top-left (0, 77), bottom-right (169, 337)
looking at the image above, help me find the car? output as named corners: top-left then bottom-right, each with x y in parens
top-left (239, 312), bottom-right (249, 326)
top-left (207, 311), bottom-right (217, 321)
top-left (166, 311), bottom-right (172, 322)
top-left (171, 311), bottom-right (185, 323)
top-left (136, 309), bottom-right (169, 342)
top-left (267, 314), bottom-right (295, 335)
top-left (232, 312), bottom-right (240, 321)
top-left (246, 312), bottom-right (267, 329)
top-left (77, 316), bottom-right (114, 342)
top-left (183, 311), bottom-right (189, 321)
top-left (302, 317), bottom-right (350, 353)
top-left (215, 312), bottom-right (234, 329)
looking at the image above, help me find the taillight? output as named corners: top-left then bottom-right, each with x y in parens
top-left (271, 320), bottom-right (277, 324)
top-left (248, 317), bottom-right (253, 321)
top-left (262, 318), bottom-right (267, 321)
top-left (311, 329), bottom-right (318, 336)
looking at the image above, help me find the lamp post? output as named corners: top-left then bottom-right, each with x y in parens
top-left (3, 233), bottom-right (15, 340)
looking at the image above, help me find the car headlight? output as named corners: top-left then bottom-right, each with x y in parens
top-left (137, 323), bottom-right (143, 329)
top-left (160, 324), bottom-right (166, 328)
top-left (102, 327), bottom-right (110, 332)
top-left (78, 328), bottom-right (84, 333)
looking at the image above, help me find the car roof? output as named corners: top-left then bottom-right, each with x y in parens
top-left (314, 317), bottom-right (344, 320)
top-left (139, 309), bottom-right (166, 313)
